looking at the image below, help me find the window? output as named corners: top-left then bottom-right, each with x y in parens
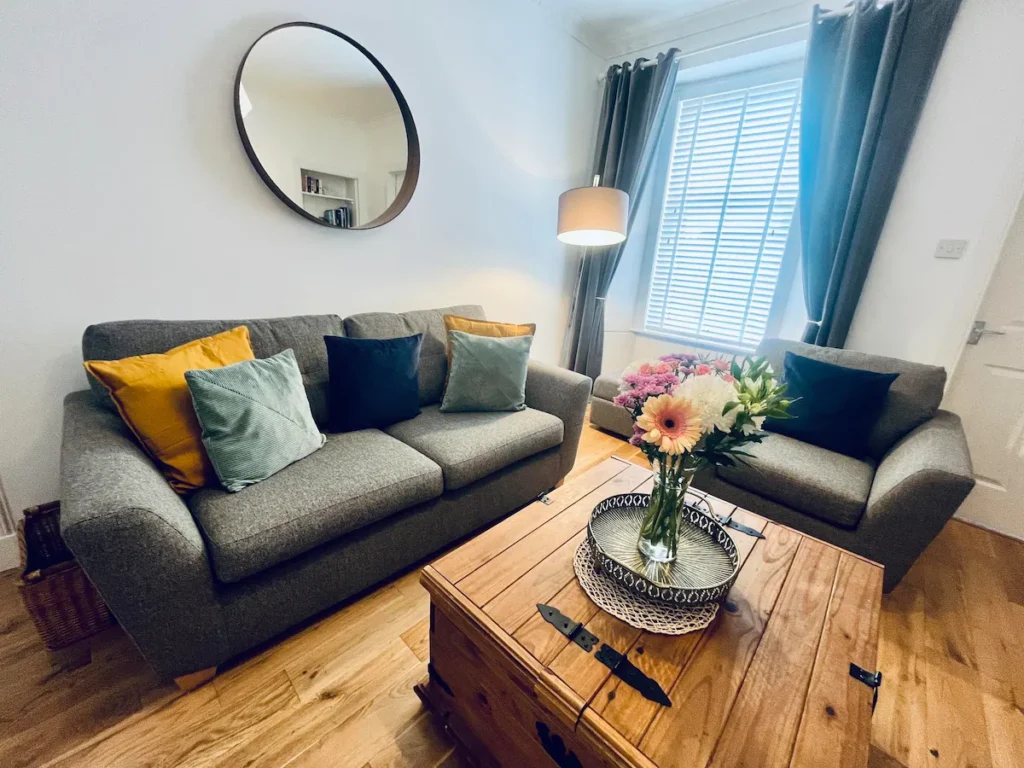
top-left (641, 75), bottom-right (802, 351)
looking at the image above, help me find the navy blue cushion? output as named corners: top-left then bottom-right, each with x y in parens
top-left (324, 334), bottom-right (423, 432)
top-left (765, 351), bottom-right (897, 458)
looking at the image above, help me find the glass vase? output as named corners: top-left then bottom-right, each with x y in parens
top-left (637, 457), bottom-right (695, 563)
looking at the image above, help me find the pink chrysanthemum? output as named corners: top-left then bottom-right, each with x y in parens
top-left (628, 424), bottom-right (646, 446)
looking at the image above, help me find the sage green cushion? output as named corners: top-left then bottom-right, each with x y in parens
top-left (185, 349), bottom-right (326, 492)
top-left (440, 331), bottom-right (533, 413)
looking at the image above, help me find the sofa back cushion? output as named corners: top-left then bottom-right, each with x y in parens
top-left (756, 338), bottom-right (946, 459)
top-left (344, 305), bottom-right (486, 405)
top-left (82, 315), bottom-right (343, 426)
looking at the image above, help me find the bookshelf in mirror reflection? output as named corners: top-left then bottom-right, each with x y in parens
top-left (300, 168), bottom-right (357, 228)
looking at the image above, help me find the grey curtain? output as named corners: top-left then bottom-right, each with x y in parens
top-left (799, 0), bottom-right (960, 347)
top-left (563, 49), bottom-right (680, 379)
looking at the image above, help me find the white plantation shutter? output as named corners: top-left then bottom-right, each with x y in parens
top-left (644, 78), bottom-right (801, 350)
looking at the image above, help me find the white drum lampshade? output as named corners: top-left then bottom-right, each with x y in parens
top-left (557, 185), bottom-right (628, 246)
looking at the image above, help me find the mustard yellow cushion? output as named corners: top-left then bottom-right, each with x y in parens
top-left (84, 326), bottom-right (255, 492)
top-left (442, 315), bottom-right (536, 390)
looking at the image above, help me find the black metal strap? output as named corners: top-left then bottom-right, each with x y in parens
top-left (537, 604), bottom-right (598, 651)
top-left (849, 663), bottom-right (882, 712)
top-left (717, 514), bottom-right (765, 539)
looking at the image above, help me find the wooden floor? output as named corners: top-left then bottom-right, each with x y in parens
top-left (1, 422), bottom-right (1022, 767)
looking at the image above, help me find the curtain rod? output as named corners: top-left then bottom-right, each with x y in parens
top-left (819, 1), bottom-right (895, 21)
top-left (598, 21), bottom-right (810, 81)
top-left (819, 5), bottom-right (854, 19)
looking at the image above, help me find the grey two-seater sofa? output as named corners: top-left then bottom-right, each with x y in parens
top-left (60, 305), bottom-right (591, 681)
top-left (591, 338), bottom-right (975, 592)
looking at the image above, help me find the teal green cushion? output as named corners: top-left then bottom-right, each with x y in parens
top-left (185, 349), bottom-right (325, 492)
top-left (440, 331), bottom-right (533, 413)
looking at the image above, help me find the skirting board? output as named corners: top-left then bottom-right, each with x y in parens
top-left (0, 533), bottom-right (19, 573)
top-left (955, 514), bottom-right (1024, 544)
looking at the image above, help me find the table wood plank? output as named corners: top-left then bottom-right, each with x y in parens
top-left (707, 538), bottom-right (842, 768)
top-left (590, 510), bottom-right (770, 746)
top-left (457, 465), bottom-right (652, 606)
top-left (482, 529), bottom-right (587, 634)
top-left (790, 553), bottom-right (883, 768)
top-left (434, 458), bottom-right (631, 584)
top-left (514, 576), bottom-right (602, 665)
top-left (640, 523), bottom-right (802, 767)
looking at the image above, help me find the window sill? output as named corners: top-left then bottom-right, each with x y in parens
top-left (631, 328), bottom-right (757, 357)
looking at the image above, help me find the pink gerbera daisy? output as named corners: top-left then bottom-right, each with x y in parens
top-left (635, 394), bottom-right (703, 454)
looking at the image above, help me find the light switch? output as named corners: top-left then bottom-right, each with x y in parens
top-left (935, 239), bottom-right (967, 259)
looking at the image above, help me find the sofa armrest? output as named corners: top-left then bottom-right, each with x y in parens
top-left (60, 391), bottom-right (228, 679)
top-left (525, 361), bottom-right (592, 479)
top-left (862, 410), bottom-right (975, 590)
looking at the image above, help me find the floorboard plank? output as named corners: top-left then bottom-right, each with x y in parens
top-left (871, 583), bottom-right (929, 768)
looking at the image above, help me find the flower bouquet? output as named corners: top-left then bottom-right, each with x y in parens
top-left (614, 353), bottom-right (792, 564)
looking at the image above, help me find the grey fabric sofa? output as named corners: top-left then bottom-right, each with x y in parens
top-left (60, 305), bottom-right (591, 681)
top-left (590, 339), bottom-right (974, 591)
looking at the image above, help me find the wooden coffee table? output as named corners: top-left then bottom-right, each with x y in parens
top-left (416, 457), bottom-right (883, 767)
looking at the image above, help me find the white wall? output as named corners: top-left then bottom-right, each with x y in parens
top-left (845, 0), bottom-right (1024, 374)
top-left (0, 0), bottom-right (602, 514)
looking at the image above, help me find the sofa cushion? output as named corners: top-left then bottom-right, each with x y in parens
top-left (441, 332), bottom-right (533, 413)
top-left (189, 429), bottom-right (442, 582)
top-left (344, 305), bottom-right (485, 406)
top-left (83, 315), bottom-right (343, 427)
top-left (716, 432), bottom-right (874, 528)
top-left (764, 351), bottom-right (897, 458)
top-left (185, 350), bottom-right (326, 493)
top-left (84, 326), bottom-right (256, 493)
top-left (384, 404), bottom-right (563, 490)
top-left (324, 334), bottom-right (423, 431)
top-left (593, 373), bottom-right (620, 402)
top-left (757, 338), bottom-right (945, 459)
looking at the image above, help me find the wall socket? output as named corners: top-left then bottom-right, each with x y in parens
top-left (935, 239), bottom-right (968, 259)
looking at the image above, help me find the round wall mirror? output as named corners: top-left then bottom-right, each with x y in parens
top-left (234, 22), bottom-right (419, 229)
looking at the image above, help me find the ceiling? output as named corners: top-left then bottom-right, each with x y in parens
top-left (537, 0), bottom-right (742, 59)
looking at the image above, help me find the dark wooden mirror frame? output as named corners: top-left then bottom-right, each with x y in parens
top-left (234, 21), bottom-right (420, 230)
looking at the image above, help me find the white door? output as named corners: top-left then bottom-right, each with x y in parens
top-left (943, 192), bottom-right (1024, 539)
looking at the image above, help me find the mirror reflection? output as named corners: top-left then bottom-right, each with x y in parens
top-left (237, 24), bottom-right (415, 228)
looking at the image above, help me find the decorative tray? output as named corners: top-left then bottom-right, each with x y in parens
top-left (587, 492), bottom-right (740, 605)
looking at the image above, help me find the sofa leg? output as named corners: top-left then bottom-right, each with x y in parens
top-left (174, 667), bottom-right (216, 691)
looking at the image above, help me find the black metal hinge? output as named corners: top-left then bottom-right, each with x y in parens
top-left (849, 663), bottom-right (882, 711)
top-left (716, 512), bottom-right (765, 539)
top-left (537, 604), bottom-right (598, 651)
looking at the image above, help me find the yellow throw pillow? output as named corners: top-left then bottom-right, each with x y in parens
top-left (442, 315), bottom-right (535, 389)
top-left (84, 326), bottom-right (255, 493)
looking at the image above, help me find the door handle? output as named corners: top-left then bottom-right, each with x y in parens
top-left (967, 320), bottom-right (1006, 345)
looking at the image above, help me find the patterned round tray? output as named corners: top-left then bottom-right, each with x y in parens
top-left (587, 492), bottom-right (740, 605)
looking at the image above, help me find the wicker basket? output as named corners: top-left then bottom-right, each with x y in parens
top-left (18, 501), bottom-right (112, 650)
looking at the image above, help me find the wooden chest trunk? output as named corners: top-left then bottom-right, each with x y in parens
top-left (415, 458), bottom-right (883, 767)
